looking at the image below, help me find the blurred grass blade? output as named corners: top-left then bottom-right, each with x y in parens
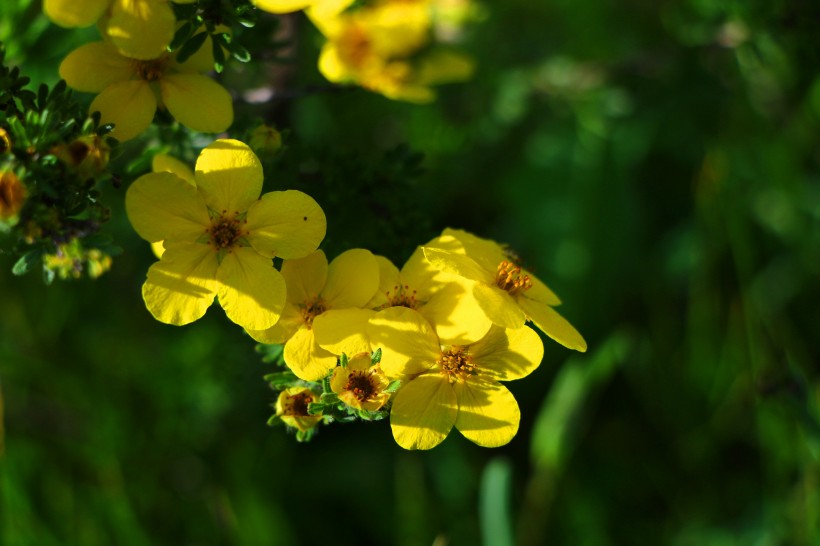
top-left (530, 330), bottom-right (632, 472)
top-left (479, 457), bottom-right (515, 546)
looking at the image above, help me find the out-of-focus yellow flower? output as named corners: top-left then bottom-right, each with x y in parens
top-left (423, 229), bottom-right (587, 352)
top-left (125, 139), bottom-right (326, 329)
top-left (52, 134), bottom-right (110, 178)
top-left (0, 128), bottom-right (11, 154)
top-left (60, 40), bottom-right (233, 141)
top-left (248, 124), bottom-right (283, 158)
top-left (43, 240), bottom-right (113, 280)
top-left (368, 245), bottom-right (491, 345)
top-left (252, 0), bottom-right (315, 14)
top-left (275, 387), bottom-right (322, 432)
top-left (330, 352), bottom-right (391, 411)
top-left (309, 0), bottom-right (473, 102)
top-left (0, 171), bottom-right (27, 223)
top-left (43, 0), bottom-right (192, 60)
top-left (247, 249), bottom-right (380, 381)
top-left (369, 307), bottom-right (544, 450)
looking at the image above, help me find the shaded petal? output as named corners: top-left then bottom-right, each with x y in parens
top-left (107, 0), bottom-right (175, 59)
top-left (422, 245), bottom-right (494, 284)
top-left (454, 377), bottom-right (519, 448)
top-left (313, 308), bottom-right (375, 355)
top-left (89, 80), bottom-right (156, 141)
top-left (518, 298), bottom-right (587, 352)
top-left (390, 374), bottom-right (457, 450)
top-left (281, 250), bottom-right (328, 305)
top-left (152, 153), bottom-right (195, 185)
top-left (142, 242), bottom-right (218, 325)
top-left (367, 307), bottom-right (439, 377)
top-left (216, 247), bottom-right (285, 331)
top-left (245, 190), bottom-right (326, 259)
top-left (400, 246), bottom-right (443, 300)
top-left (417, 50), bottom-right (474, 86)
top-left (45, 0), bottom-right (109, 27)
top-left (194, 139), bottom-right (262, 214)
top-left (366, 255), bottom-right (401, 308)
top-left (160, 74), bottom-right (233, 135)
top-left (283, 326), bottom-right (337, 381)
top-left (472, 283), bottom-right (525, 329)
top-left (323, 248), bottom-right (379, 308)
top-left (420, 280), bottom-right (492, 345)
top-left (246, 302), bottom-right (302, 344)
top-left (470, 326), bottom-right (544, 381)
top-left (59, 42), bottom-right (135, 93)
top-left (126, 171), bottom-right (209, 243)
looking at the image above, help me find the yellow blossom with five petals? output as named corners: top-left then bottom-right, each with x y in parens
top-left (275, 387), bottom-right (322, 432)
top-left (60, 40), bottom-right (233, 141)
top-left (423, 229), bottom-right (587, 352)
top-left (330, 352), bottom-right (391, 411)
top-left (247, 249), bottom-right (380, 381)
top-left (368, 307), bottom-right (544, 450)
top-left (126, 139), bottom-right (326, 330)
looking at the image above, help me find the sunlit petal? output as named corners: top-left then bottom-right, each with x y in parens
top-left (245, 303), bottom-right (302, 344)
top-left (152, 153), bottom-right (195, 185)
top-left (125, 171), bottom-right (209, 243)
top-left (45, 0), bottom-right (109, 27)
top-left (313, 308), bottom-right (375, 355)
top-left (107, 0), bottom-right (175, 60)
top-left (322, 249), bottom-right (380, 309)
top-left (245, 190), bottom-right (326, 259)
top-left (422, 245), bottom-right (494, 284)
top-left (421, 280), bottom-right (492, 345)
top-left (470, 326), bottom-right (544, 381)
top-left (142, 242), bottom-right (218, 325)
top-left (518, 298), bottom-right (587, 352)
top-left (454, 377), bottom-right (519, 447)
top-left (194, 139), bottom-right (262, 214)
top-left (216, 247), bottom-right (285, 331)
top-left (472, 283), bottom-right (525, 329)
top-left (283, 326), bottom-right (337, 381)
top-left (367, 307), bottom-right (439, 377)
top-left (390, 374), bottom-right (457, 450)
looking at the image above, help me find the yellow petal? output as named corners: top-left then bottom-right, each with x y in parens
top-left (125, 171), bottom-right (209, 243)
top-left (44, 0), bottom-right (109, 27)
top-left (306, 0), bottom-right (356, 36)
top-left (194, 139), bottom-right (262, 214)
top-left (150, 241), bottom-right (165, 259)
top-left (142, 242), bottom-right (218, 325)
top-left (527, 273), bottom-right (561, 306)
top-left (366, 255), bottom-right (401, 308)
top-left (160, 73), bottom-right (234, 134)
top-left (440, 229), bottom-right (507, 272)
top-left (281, 250), bottom-right (328, 305)
top-left (367, 307), bottom-right (440, 377)
top-left (420, 280), bottom-right (492, 345)
top-left (470, 326), bottom-right (544, 381)
top-left (216, 247), bottom-right (285, 331)
top-left (472, 282), bottom-right (525, 329)
top-left (253, 0), bottom-right (313, 13)
top-left (89, 80), bottom-right (156, 141)
top-left (107, 0), bottom-right (175, 60)
top-left (245, 302), bottom-right (302, 344)
top-left (518, 298), bottom-right (587, 352)
top-left (245, 190), bottom-right (327, 260)
top-left (417, 50), bottom-right (474, 86)
top-left (390, 374), bottom-right (457, 450)
top-left (329, 366), bottom-right (350, 394)
top-left (59, 42), bottom-right (135, 93)
top-left (317, 44), bottom-right (352, 83)
top-left (322, 248), bottom-right (380, 308)
top-left (454, 377), bottom-right (519, 448)
top-left (313, 308), bottom-right (375, 355)
top-left (399, 246), bottom-right (442, 300)
top-left (152, 153), bottom-right (195, 185)
top-left (283, 327), bottom-right (337, 381)
top-left (422, 245), bottom-right (494, 284)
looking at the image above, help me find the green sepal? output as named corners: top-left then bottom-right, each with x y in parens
top-left (339, 353), bottom-right (349, 368)
top-left (371, 348), bottom-right (382, 364)
top-left (266, 414), bottom-right (281, 427)
top-left (307, 402), bottom-right (324, 415)
top-left (384, 379), bottom-right (402, 394)
top-left (195, 233), bottom-right (211, 244)
top-left (263, 370), bottom-right (298, 388)
top-left (322, 375), bottom-right (333, 394)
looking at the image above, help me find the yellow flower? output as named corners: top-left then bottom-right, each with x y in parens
top-left (60, 40), bottom-right (233, 141)
top-left (309, 0), bottom-right (473, 102)
top-left (44, 0), bottom-right (184, 60)
top-left (148, 152), bottom-right (197, 259)
top-left (369, 307), bottom-right (544, 450)
top-left (52, 134), bottom-right (110, 178)
top-left (0, 128), bottom-right (11, 154)
top-left (368, 245), bottom-right (491, 344)
top-left (247, 248), bottom-right (380, 381)
top-left (330, 352), bottom-right (390, 411)
top-left (423, 229), bottom-right (587, 352)
top-left (275, 387), bottom-right (322, 432)
top-left (0, 171), bottom-right (27, 223)
top-left (252, 0), bottom-right (316, 14)
top-left (125, 139), bottom-right (326, 330)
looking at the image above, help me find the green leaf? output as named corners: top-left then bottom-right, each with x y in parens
top-left (479, 458), bottom-right (515, 546)
top-left (175, 31), bottom-right (208, 64)
top-left (12, 250), bottom-right (42, 276)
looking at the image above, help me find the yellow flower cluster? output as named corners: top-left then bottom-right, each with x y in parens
top-left (255, 0), bottom-right (475, 102)
top-left (51, 0), bottom-right (232, 142)
top-left (126, 139), bottom-right (585, 449)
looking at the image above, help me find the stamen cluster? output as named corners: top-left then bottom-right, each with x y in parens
top-left (207, 211), bottom-right (246, 250)
top-left (438, 346), bottom-right (475, 383)
top-left (495, 260), bottom-right (532, 296)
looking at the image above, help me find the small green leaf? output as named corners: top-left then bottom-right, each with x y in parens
top-left (12, 250), bottom-right (42, 276)
top-left (175, 31), bottom-right (208, 64)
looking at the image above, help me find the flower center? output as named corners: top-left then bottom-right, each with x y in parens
top-left (385, 283), bottom-right (418, 309)
top-left (345, 371), bottom-right (378, 402)
top-left (339, 24), bottom-right (372, 69)
top-left (134, 58), bottom-right (169, 82)
top-left (438, 346), bottom-right (475, 383)
top-left (281, 392), bottom-right (313, 417)
top-left (300, 297), bottom-right (327, 328)
top-left (495, 260), bottom-right (532, 296)
top-left (207, 211), bottom-right (247, 251)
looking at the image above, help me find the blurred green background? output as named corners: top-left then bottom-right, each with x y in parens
top-left (2, 0), bottom-right (819, 544)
